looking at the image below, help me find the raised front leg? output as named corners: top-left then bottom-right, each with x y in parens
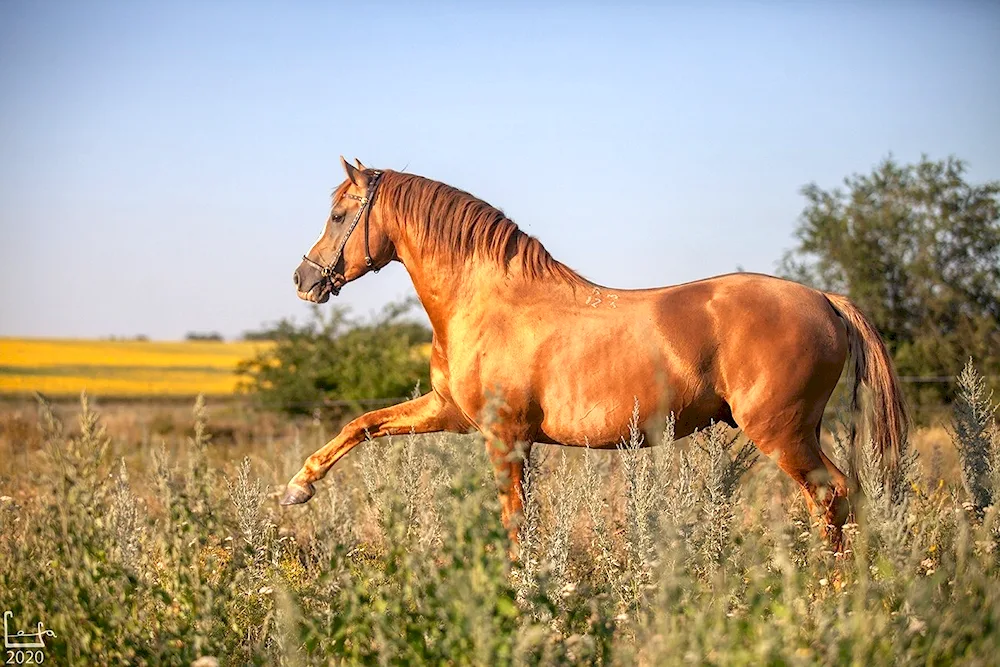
top-left (280, 392), bottom-right (468, 505)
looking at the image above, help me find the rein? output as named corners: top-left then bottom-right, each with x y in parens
top-left (301, 170), bottom-right (383, 295)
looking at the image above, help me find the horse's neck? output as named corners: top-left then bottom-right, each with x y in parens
top-left (396, 243), bottom-right (565, 337)
top-left (390, 213), bottom-right (587, 335)
top-left (399, 250), bottom-right (502, 332)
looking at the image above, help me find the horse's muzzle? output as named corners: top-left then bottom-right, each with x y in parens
top-left (294, 262), bottom-right (336, 302)
top-left (297, 282), bottom-right (332, 303)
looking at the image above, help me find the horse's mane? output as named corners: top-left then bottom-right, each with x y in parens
top-left (373, 171), bottom-right (587, 285)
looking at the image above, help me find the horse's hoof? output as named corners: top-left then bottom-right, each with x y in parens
top-left (280, 481), bottom-right (315, 506)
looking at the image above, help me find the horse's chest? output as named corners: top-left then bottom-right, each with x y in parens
top-left (434, 331), bottom-right (541, 421)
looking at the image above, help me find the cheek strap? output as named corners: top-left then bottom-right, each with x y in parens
top-left (301, 170), bottom-right (384, 290)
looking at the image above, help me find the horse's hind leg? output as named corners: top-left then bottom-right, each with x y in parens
top-left (816, 455), bottom-right (852, 550)
top-left (816, 421), bottom-right (854, 522)
top-left (748, 423), bottom-right (850, 549)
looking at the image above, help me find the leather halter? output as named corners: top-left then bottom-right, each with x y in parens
top-left (300, 170), bottom-right (383, 296)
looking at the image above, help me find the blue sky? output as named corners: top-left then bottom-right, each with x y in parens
top-left (1, 1), bottom-right (998, 339)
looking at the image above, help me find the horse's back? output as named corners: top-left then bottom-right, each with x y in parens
top-left (657, 273), bottom-right (843, 347)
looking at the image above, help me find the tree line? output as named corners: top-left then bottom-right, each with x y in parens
top-left (780, 155), bottom-right (999, 410)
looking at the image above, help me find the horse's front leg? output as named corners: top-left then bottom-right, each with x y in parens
top-left (484, 428), bottom-right (534, 545)
top-left (280, 392), bottom-right (468, 505)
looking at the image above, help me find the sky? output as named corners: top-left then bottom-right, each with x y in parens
top-left (1, 1), bottom-right (998, 340)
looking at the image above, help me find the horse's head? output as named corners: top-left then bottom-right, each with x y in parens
top-left (293, 157), bottom-right (396, 303)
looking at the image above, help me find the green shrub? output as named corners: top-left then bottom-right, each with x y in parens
top-left (237, 299), bottom-right (431, 419)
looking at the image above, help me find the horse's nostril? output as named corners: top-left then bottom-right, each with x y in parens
top-left (293, 270), bottom-right (301, 288)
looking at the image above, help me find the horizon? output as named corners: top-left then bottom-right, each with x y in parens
top-left (2, 1), bottom-right (998, 339)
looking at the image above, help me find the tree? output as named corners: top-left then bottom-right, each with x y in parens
top-left (781, 155), bottom-right (1000, 408)
top-left (240, 328), bottom-right (280, 342)
top-left (185, 331), bottom-right (224, 342)
top-left (237, 298), bottom-right (432, 418)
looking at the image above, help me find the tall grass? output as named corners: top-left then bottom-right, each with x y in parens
top-left (0, 363), bottom-right (998, 665)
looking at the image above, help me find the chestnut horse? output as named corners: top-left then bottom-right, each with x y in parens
top-left (282, 158), bottom-right (908, 545)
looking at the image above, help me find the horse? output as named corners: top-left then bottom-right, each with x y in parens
top-left (282, 157), bottom-right (909, 548)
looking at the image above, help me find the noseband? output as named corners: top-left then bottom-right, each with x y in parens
top-left (301, 170), bottom-right (383, 296)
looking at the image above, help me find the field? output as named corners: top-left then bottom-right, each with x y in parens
top-left (0, 363), bottom-right (997, 665)
top-left (0, 338), bottom-right (272, 396)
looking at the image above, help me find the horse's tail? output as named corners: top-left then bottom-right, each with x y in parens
top-left (823, 292), bottom-right (909, 476)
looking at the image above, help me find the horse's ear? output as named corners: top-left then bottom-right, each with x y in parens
top-left (340, 155), bottom-right (367, 187)
top-left (354, 157), bottom-right (368, 171)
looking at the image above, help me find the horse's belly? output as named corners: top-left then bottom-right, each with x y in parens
top-left (538, 398), bottom-right (641, 446)
top-left (535, 354), bottom-right (680, 447)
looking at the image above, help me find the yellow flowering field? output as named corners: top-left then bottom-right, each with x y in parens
top-left (0, 338), bottom-right (273, 396)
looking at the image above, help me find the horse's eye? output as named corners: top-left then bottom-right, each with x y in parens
top-left (331, 213), bottom-right (345, 223)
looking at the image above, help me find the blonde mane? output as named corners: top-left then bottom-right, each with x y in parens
top-left (373, 171), bottom-right (587, 284)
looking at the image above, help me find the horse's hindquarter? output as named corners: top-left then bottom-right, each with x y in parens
top-left (699, 274), bottom-right (849, 432)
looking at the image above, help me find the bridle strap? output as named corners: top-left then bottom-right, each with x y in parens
top-left (301, 170), bottom-right (383, 291)
top-left (363, 189), bottom-right (374, 268)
